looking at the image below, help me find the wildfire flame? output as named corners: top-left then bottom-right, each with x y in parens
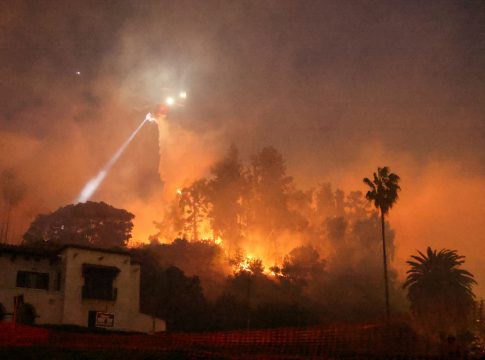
top-left (238, 254), bottom-right (254, 273)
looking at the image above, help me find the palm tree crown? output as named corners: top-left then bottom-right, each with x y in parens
top-left (403, 247), bottom-right (476, 334)
top-left (363, 166), bottom-right (401, 215)
top-left (403, 247), bottom-right (476, 309)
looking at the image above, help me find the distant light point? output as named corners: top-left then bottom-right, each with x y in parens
top-left (165, 97), bottom-right (175, 106)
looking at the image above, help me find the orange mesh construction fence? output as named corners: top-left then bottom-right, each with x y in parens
top-left (0, 322), bottom-right (441, 359)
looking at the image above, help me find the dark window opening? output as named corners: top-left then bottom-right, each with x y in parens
top-left (16, 303), bottom-right (36, 325)
top-left (16, 271), bottom-right (49, 290)
top-left (88, 310), bottom-right (97, 328)
top-left (55, 271), bottom-right (61, 291)
top-left (82, 264), bottom-right (119, 301)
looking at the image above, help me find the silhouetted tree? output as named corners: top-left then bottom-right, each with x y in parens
top-left (211, 293), bottom-right (247, 330)
top-left (281, 245), bottom-right (326, 289)
top-left (345, 190), bottom-right (371, 220)
top-left (403, 247), bottom-right (476, 335)
top-left (179, 179), bottom-right (209, 241)
top-left (134, 247), bottom-right (210, 331)
top-left (1, 169), bottom-right (26, 243)
top-left (314, 184), bottom-right (348, 246)
top-left (334, 189), bottom-right (345, 216)
top-left (152, 199), bottom-right (185, 243)
top-left (226, 260), bottom-right (273, 329)
top-left (324, 216), bottom-right (347, 247)
top-left (23, 201), bottom-right (134, 248)
top-left (248, 146), bottom-right (293, 258)
top-left (159, 266), bottom-right (210, 331)
top-left (207, 145), bottom-right (247, 255)
top-left (363, 166), bottom-right (401, 320)
top-left (253, 302), bottom-right (314, 328)
top-left (315, 182), bottom-right (335, 217)
top-left (144, 238), bottom-right (229, 300)
top-left (287, 188), bottom-right (314, 236)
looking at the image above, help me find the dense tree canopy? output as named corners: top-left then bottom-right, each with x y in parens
top-left (148, 147), bottom-right (404, 326)
top-left (133, 247), bottom-right (210, 331)
top-left (23, 201), bottom-right (134, 248)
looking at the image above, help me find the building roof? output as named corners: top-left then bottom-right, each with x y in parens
top-left (0, 243), bottom-right (131, 258)
top-left (0, 243), bottom-right (57, 258)
top-left (58, 244), bottom-right (130, 256)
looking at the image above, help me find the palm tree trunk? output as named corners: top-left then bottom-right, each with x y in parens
top-left (381, 211), bottom-right (390, 321)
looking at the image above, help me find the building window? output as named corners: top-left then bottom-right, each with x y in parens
top-left (82, 264), bottom-right (119, 301)
top-left (16, 271), bottom-right (49, 290)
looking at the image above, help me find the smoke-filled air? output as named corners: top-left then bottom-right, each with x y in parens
top-left (1, 0), bottom-right (485, 334)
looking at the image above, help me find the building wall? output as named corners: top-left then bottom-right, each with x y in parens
top-left (60, 247), bottom-right (145, 332)
top-left (0, 253), bottom-right (63, 324)
top-left (0, 246), bottom-right (166, 333)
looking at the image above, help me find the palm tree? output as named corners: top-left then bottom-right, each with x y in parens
top-left (363, 166), bottom-right (401, 320)
top-left (403, 247), bottom-right (476, 334)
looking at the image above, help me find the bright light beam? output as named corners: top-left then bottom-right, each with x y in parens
top-left (76, 114), bottom-right (152, 203)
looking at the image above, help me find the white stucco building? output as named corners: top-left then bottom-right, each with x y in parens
top-left (0, 244), bottom-right (165, 333)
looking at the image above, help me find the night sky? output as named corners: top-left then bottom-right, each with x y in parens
top-left (1, 1), bottom-right (485, 294)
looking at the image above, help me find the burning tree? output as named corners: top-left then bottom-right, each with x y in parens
top-left (207, 145), bottom-right (247, 255)
top-left (179, 179), bottom-right (209, 241)
top-left (151, 200), bottom-right (185, 243)
top-left (247, 146), bottom-right (294, 258)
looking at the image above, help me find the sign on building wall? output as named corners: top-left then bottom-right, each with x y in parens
top-left (95, 312), bottom-right (114, 327)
